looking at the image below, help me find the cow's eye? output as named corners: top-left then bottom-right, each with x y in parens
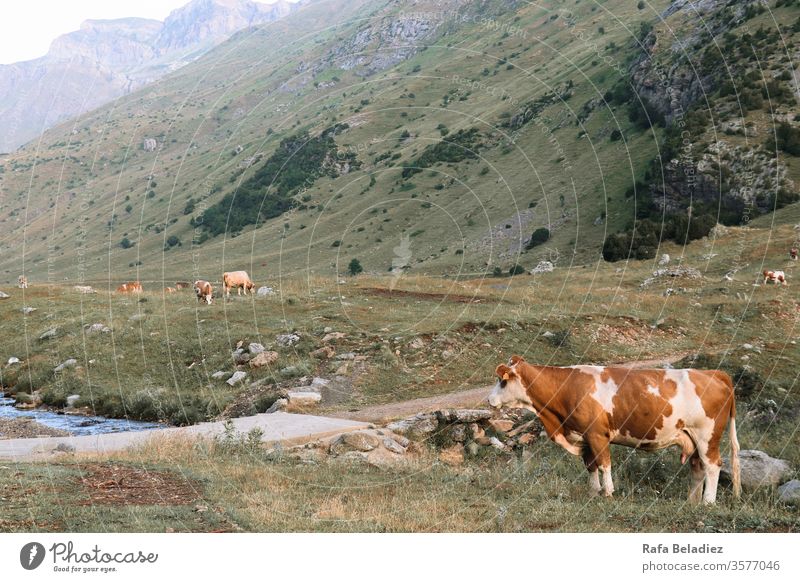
top-left (500, 379), bottom-right (507, 388)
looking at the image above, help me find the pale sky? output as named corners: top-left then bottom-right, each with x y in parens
top-left (0, 0), bottom-right (288, 64)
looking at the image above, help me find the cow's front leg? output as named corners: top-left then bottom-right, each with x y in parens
top-left (585, 434), bottom-right (614, 497)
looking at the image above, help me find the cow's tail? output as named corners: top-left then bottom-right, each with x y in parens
top-left (729, 391), bottom-right (741, 499)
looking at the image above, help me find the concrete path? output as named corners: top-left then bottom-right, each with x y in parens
top-left (0, 412), bottom-right (371, 461)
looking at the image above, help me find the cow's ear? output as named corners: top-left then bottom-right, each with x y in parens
top-left (509, 354), bottom-right (525, 366)
top-left (496, 364), bottom-right (516, 381)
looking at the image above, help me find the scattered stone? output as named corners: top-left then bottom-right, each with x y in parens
top-left (517, 433), bottom-right (536, 446)
top-left (232, 349), bottom-right (251, 365)
top-left (742, 343), bottom-right (755, 351)
top-left (336, 352), bottom-right (356, 360)
top-left (641, 267), bottom-right (702, 288)
top-left (66, 395), bottom-right (81, 408)
top-left (73, 286), bottom-right (96, 294)
top-left (408, 337), bottom-right (424, 350)
top-left (21, 307), bottom-right (36, 315)
top-left (488, 419), bottom-right (515, 433)
top-left (142, 138), bottom-right (157, 152)
top-left (248, 342), bottom-right (265, 355)
top-left (256, 286), bottom-right (275, 296)
top-left (128, 314), bottom-right (146, 322)
top-left (0, 291), bottom-right (9, 299)
top-left (54, 358), bottom-right (77, 372)
top-left (722, 449), bottom-right (792, 490)
top-left (778, 480), bottom-right (800, 505)
top-left (437, 409), bottom-right (493, 423)
top-left (330, 430), bottom-right (382, 454)
top-left (54, 443), bottom-right (76, 453)
top-left (39, 328), bottom-right (57, 340)
top-left (387, 413), bottom-right (438, 440)
top-left (226, 371), bottom-right (247, 386)
top-left (211, 371), bottom-right (228, 379)
top-left (249, 351), bottom-right (279, 368)
top-left (311, 346), bottom-right (335, 359)
top-left (530, 260), bottom-right (554, 274)
top-left (658, 253), bottom-right (670, 266)
top-left (85, 323), bottom-right (111, 334)
top-left (542, 331), bottom-right (555, 338)
top-left (6, 357), bottom-right (20, 366)
top-left (266, 398), bottom-right (288, 413)
top-left (276, 333), bottom-right (301, 347)
top-left (322, 332), bottom-right (346, 343)
top-left (448, 424), bottom-right (468, 442)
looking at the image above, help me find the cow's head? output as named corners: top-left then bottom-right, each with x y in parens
top-left (488, 359), bottom-right (531, 409)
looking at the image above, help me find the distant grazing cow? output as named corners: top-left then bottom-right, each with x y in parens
top-left (175, 281), bottom-right (191, 289)
top-left (790, 248), bottom-right (798, 261)
top-left (165, 287), bottom-right (177, 294)
top-left (116, 281), bottom-right (143, 293)
top-left (17, 275), bottom-right (27, 289)
top-left (488, 355), bottom-right (741, 504)
top-left (763, 269), bottom-right (787, 286)
top-left (222, 271), bottom-right (254, 296)
top-left (194, 280), bottom-right (213, 305)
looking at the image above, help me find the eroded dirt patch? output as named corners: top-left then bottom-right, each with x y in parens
top-left (76, 464), bottom-right (201, 506)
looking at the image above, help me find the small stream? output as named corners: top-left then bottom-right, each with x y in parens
top-left (0, 393), bottom-right (164, 436)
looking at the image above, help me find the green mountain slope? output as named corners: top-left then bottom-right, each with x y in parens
top-left (0, 0), bottom-right (798, 286)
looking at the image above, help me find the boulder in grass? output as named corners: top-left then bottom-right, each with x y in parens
top-left (722, 449), bottom-right (792, 490)
top-left (778, 480), bottom-right (800, 505)
top-left (226, 371), bottom-right (247, 386)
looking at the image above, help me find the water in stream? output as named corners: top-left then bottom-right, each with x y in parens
top-left (0, 393), bottom-right (164, 436)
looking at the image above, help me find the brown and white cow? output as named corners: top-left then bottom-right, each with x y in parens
top-left (790, 248), bottom-right (798, 261)
top-left (222, 270), bottom-right (254, 296)
top-left (116, 281), bottom-right (143, 293)
top-left (17, 275), bottom-right (28, 289)
top-left (763, 269), bottom-right (787, 286)
top-left (194, 280), bottom-right (213, 304)
top-left (175, 281), bottom-right (191, 290)
top-left (165, 287), bottom-right (177, 294)
top-left (488, 356), bottom-right (741, 504)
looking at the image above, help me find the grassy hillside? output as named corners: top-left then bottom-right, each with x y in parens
top-left (0, 0), bottom-right (675, 284)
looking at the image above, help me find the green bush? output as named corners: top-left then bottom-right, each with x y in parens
top-left (526, 227), bottom-right (550, 249)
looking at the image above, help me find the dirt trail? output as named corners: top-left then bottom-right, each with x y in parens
top-left (331, 353), bottom-right (692, 424)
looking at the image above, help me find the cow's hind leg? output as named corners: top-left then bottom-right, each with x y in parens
top-left (693, 439), bottom-right (722, 504)
top-left (688, 453), bottom-right (704, 504)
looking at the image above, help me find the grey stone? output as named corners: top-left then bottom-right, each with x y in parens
top-left (21, 307), bottom-right (36, 315)
top-left (530, 260), bottom-right (554, 274)
top-left (248, 342), bottom-right (265, 355)
top-left (276, 333), bottom-right (301, 347)
top-left (658, 253), bottom-right (671, 266)
top-left (39, 328), bottom-right (57, 340)
top-left (330, 430), bottom-right (381, 454)
top-left (6, 357), bottom-right (20, 366)
top-left (437, 409), bottom-right (493, 423)
top-left (387, 413), bottom-right (438, 440)
top-left (722, 449), bottom-right (792, 490)
top-left (266, 398), bottom-right (288, 413)
top-left (226, 371), bottom-right (247, 386)
top-left (322, 332), bottom-right (346, 343)
top-left (66, 395), bottom-right (81, 408)
top-left (382, 437), bottom-right (407, 455)
top-left (256, 286), bottom-right (275, 296)
top-left (54, 443), bottom-right (76, 453)
top-left (128, 314), bottom-right (146, 322)
top-left (211, 370), bottom-right (227, 379)
top-left (85, 323), bottom-right (110, 333)
top-left (232, 350), bottom-right (251, 365)
top-left (0, 291), bottom-right (9, 299)
top-left (73, 286), bottom-right (96, 294)
top-left (408, 337), bottom-right (424, 350)
top-left (778, 480), bottom-right (800, 505)
top-left (54, 358), bottom-right (77, 372)
top-left (336, 352), bottom-right (356, 360)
